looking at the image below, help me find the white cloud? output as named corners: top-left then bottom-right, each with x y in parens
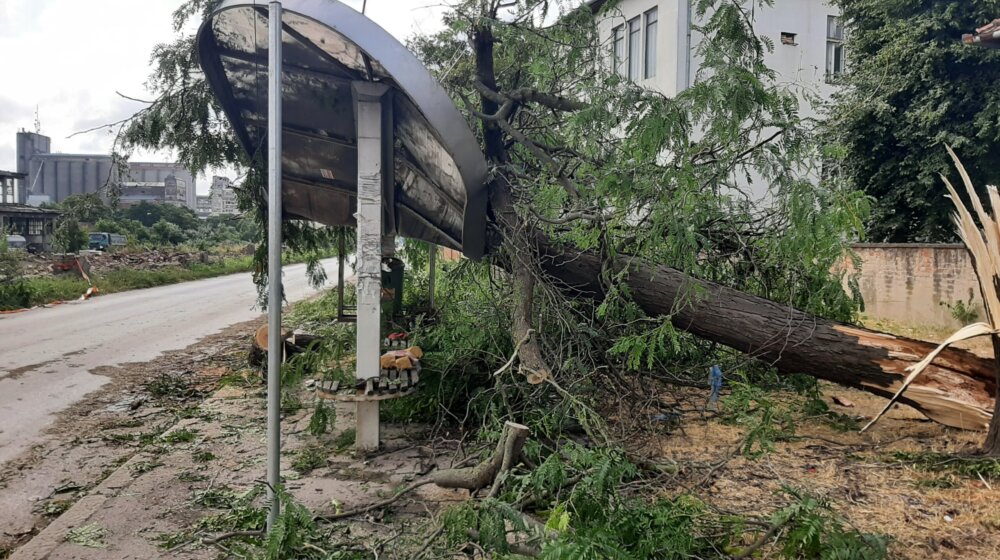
top-left (0, 0), bottom-right (449, 192)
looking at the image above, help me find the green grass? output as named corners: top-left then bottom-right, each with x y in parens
top-left (8, 247), bottom-right (334, 311)
top-left (11, 256), bottom-right (256, 310)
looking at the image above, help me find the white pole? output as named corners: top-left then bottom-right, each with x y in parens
top-left (266, 0), bottom-right (284, 531)
top-left (352, 81), bottom-right (390, 452)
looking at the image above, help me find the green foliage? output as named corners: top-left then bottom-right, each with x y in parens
top-left (123, 201), bottom-right (199, 230)
top-left (332, 429), bottom-right (356, 452)
top-left (887, 451), bottom-right (1000, 480)
top-left (5, 255), bottom-right (257, 310)
top-left (65, 523), bottom-right (109, 548)
top-left (0, 235), bottom-right (34, 311)
top-left (150, 219), bottom-right (187, 245)
top-left (444, 445), bottom-right (731, 559)
top-left (196, 486), bottom-right (267, 531)
top-left (58, 194), bottom-right (110, 223)
top-left (307, 399), bottom-right (334, 436)
top-left (941, 298), bottom-right (980, 324)
top-left (721, 379), bottom-right (796, 458)
top-left (129, 459), bottom-right (164, 475)
top-left (265, 487), bottom-right (320, 560)
top-left (192, 450), bottom-right (216, 463)
top-left (161, 428), bottom-right (198, 444)
top-left (772, 487), bottom-right (889, 560)
top-left (291, 445), bottom-right (328, 474)
top-left (826, 0), bottom-right (1000, 242)
top-left (54, 218), bottom-right (88, 253)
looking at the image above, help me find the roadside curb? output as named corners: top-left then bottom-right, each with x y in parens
top-left (9, 430), bottom-right (181, 559)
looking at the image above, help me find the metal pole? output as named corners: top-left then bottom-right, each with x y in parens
top-left (266, 0), bottom-right (283, 531)
top-left (428, 244), bottom-right (436, 309)
top-left (352, 81), bottom-right (390, 452)
top-left (337, 229), bottom-right (346, 319)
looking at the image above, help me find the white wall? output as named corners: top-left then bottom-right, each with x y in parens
top-left (596, 0), bottom-right (690, 95)
top-left (595, 0), bottom-right (838, 102)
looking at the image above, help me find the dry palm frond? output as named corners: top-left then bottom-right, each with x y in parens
top-left (862, 146), bottom-right (1000, 432)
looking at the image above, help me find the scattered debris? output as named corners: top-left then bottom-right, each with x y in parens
top-left (65, 523), bottom-right (108, 548)
top-left (833, 396), bottom-right (856, 408)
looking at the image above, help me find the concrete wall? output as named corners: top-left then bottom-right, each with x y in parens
top-left (845, 244), bottom-right (984, 329)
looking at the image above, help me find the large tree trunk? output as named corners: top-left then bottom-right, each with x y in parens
top-left (533, 236), bottom-right (996, 431)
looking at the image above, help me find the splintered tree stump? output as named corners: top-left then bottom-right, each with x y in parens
top-left (248, 325), bottom-right (322, 381)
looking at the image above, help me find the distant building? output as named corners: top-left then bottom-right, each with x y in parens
top-left (163, 176), bottom-right (189, 207)
top-left (1, 170), bottom-right (26, 205)
top-left (15, 132), bottom-right (49, 205)
top-left (15, 131), bottom-right (197, 209)
top-left (0, 204), bottom-right (60, 252)
top-left (196, 195), bottom-right (212, 218)
top-left (209, 176), bottom-right (239, 215)
top-left (127, 162), bottom-right (196, 208)
top-left (26, 194), bottom-right (51, 207)
top-left (118, 182), bottom-right (166, 208)
top-left (23, 151), bottom-right (117, 205)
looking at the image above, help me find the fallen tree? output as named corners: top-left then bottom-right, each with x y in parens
top-left (125, 1), bottom-right (997, 435)
top-left (533, 234), bottom-right (996, 431)
top-left (459, 3), bottom-right (997, 431)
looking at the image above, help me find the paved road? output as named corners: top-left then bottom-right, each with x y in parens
top-left (0, 259), bottom-right (337, 465)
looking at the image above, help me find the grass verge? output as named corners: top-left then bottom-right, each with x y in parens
top-left (7, 250), bottom-right (329, 311)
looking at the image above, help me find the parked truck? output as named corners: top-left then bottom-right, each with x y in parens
top-left (88, 232), bottom-right (127, 251)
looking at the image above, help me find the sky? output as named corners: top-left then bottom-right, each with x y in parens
top-left (0, 0), bottom-right (449, 194)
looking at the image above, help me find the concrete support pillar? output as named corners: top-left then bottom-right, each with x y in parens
top-left (352, 81), bottom-right (391, 452)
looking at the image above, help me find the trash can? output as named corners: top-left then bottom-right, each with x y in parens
top-left (381, 257), bottom-right (405, 317)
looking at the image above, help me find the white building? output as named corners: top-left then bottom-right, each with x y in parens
top-left (590, 0), bottom-right (843, 114)
top-left (209, 176), bottom-right (239, 215)
top-left (589, 0), bottom-right (845, 199)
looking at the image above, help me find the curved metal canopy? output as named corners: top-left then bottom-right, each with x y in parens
top-left (198, 0), bottom-right (489, 258)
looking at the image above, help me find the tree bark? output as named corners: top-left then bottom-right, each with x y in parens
top-left (532, 235), bottom-right (997, 431)
top-left (512, 263), bottom-right (551, 385)
top-left (983, 335), bottom-right (1000, 452)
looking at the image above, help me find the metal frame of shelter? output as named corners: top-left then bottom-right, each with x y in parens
top-left (197, 0), bottom-right (489, 528)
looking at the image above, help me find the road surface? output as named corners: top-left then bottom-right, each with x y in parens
top-left (0, 259), bottom-right (337, 465)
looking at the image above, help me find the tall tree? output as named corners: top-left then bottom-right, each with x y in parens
top-left (827, 0), bottom-right (1000, 242)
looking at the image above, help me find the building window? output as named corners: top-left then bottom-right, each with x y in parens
top-left (627, 17), bottom-right (641, 80)
top-left (826, 16), bottom-right (845, 81)
top-left (781, 32), bottom-right (797, 45)
top-left (27, 219), bottom-right (44, 235)
top-left (612, 25), bottom-right (626, 77)
top-left (644, 8), bottom-right (658, 79)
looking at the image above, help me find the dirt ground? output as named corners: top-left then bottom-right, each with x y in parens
top-left (613, 385), bottom-right (998, 560)
top-left (0, 320), bottom-right (464, 559)
top-left (2, 315), bottom-right (999, 559)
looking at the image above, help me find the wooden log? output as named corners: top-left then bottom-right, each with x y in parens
top-left (534, 237), bottom-right (996, 431)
